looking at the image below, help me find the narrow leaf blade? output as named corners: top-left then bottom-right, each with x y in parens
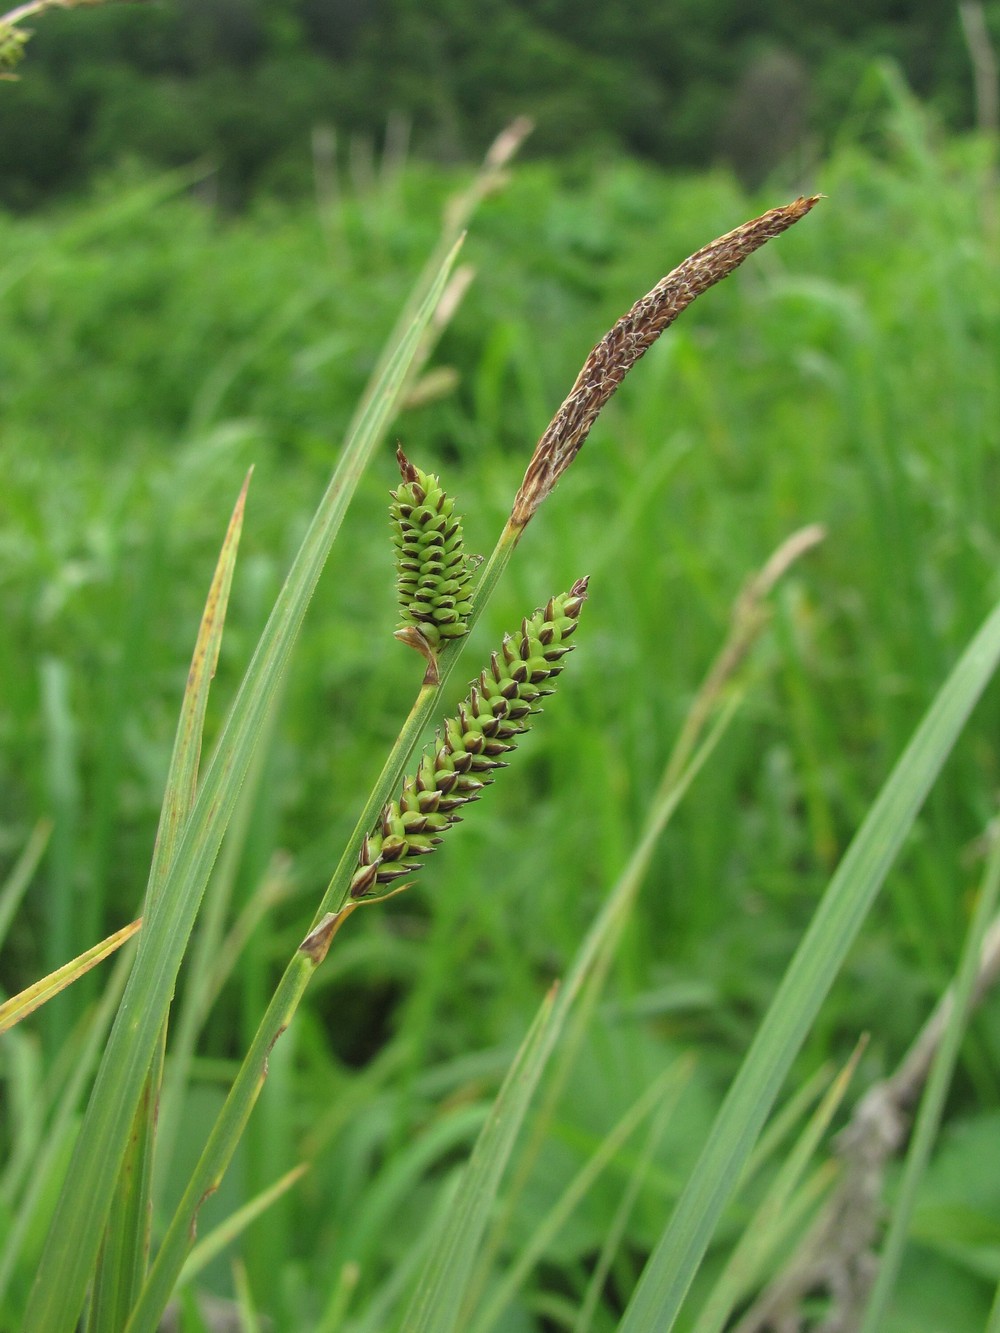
top-left (617, 591), bottom-right (1000, 1332)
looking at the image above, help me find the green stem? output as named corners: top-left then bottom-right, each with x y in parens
top-left (125, 953), bottom-right (314, 1332)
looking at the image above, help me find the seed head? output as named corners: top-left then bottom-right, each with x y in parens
top-left (511, 196), bottom-right (821, 528)
top-left (391, 446), bottom-right (475, 659)
top-left (350, 577), bottom-right (589, 898)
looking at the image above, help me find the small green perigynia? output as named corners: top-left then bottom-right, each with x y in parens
top-left (350, 577), bottom-right (589, 898)
top-left (391, 446), bottom-right (475, 665)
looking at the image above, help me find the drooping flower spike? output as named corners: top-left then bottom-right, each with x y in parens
top-left (350, 577), bottom-right (589, 899)
top-left (391, 446), bottom-right (475, 679)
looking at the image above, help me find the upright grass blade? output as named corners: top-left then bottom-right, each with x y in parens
top-left (469, 1062), bottom-right (694, 1333)
top-left (616, 590), bottom-right (1000, 1333)
top-left (691, 1044), bottom-right (864, 1333)
top-left (177, 1165), bottom-right (310, 1290)
top-left (87, 473), bottom-right (252, 1333)
top-left (572, 1085), bottom-right (679, 1333)
top-left (145, 471), bottom-right (255, 913)
top-left (0, 940), bottom-right (135, 1309)
top-left (23, 239), bottom-right (463, 1333)
top-left (39, 655), bottom-right (80, 1049)
top-left (400, 985), bottom-right (562, 1333)
top-left (154, 701), bottom-right (284, 1198)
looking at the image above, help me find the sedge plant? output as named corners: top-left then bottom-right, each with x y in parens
top-left (3, 37), bottom-right (1000, 1324)
top-left (5, 142), bottom-right (1000, 1332)
top-left (6, 104), bottom-right (1000, 1331)
top-left (8, 183), bottom-right (820, 1332)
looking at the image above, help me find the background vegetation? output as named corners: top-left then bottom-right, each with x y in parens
top-left (2, 10), bottom-right (1000, 1330)
top-left (0, 0), bottom-right (995, 205)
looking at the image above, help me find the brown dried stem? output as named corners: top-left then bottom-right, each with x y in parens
top-left (510, 195), bottom-right (821, 529)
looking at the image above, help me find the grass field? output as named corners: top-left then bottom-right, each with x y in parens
top-left (2, 72), bottom-right (1000, 1331)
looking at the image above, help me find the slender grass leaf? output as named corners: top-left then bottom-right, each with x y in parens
top-left (470, 1062), bottom-right (693, 1333)
top-left (88, 470), bottom-right (252, 1333)
top-left (231, 1259), bottom-right (261, 1333)
top-left (177, 1165), bottom-right (309, 1288)
top-left (617, 590), bottom-right (1000, 1332)
top-left (0, 918), bottom-right (141, 1035)
top-left (0, 942), bottom-right (135, 1308)
top-left (154, 724), bottom-right (285, 1197)
top-left (145, 468), bottom-right (253, 908)
top-left (400, 985), bottom-right (562, 1333)
top-left (573, 1085), bottom-right (679, 1333)
top-left (692, 1044), bottom-right (863, 1333)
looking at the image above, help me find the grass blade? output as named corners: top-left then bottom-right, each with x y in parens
top-left (23, 239), bottom-right (462, 1333)
top-left (572, 1086), bottom-right (680, 1333)
top-left (177, 1165), bottom-right (309, 1288)
top-left (87, 471), bottom-right (251, 1333)
top-left (616, 590), bottom-right (1000, 1332)
top-left (858, 822), bottom-right (1000, 1330)
top-left (400, 985), bottom-right (562, 1333)
top-left (146, 470), bottom-right (254, 909)
top-left (0, 943), bottom-right (134, 1309)
top-left (470, 1062), bottom-right (694, 1333)
top-left (691, 1044), bottom-right (864, 1333)
top-left (0, 918), bottom-right (141, 1034)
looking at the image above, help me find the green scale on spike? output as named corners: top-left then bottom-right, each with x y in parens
top-left (391, 446), bottom-right (475, 658)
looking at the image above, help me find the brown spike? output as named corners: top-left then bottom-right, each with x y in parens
top-left (510, 198), bottom-right (821, 528)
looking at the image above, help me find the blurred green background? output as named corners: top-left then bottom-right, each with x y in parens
top-left (0, 0), bottom-right (987, 206)
top-left (3, 4), bottom-right (1000, 1329)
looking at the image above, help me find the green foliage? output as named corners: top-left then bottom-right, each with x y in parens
top-left (0, 0), bottom-right (991, 205)
top-left (390, 450), bottom-right (475, 653)
top-left (3, 82), bottom-right (1000, 1329)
